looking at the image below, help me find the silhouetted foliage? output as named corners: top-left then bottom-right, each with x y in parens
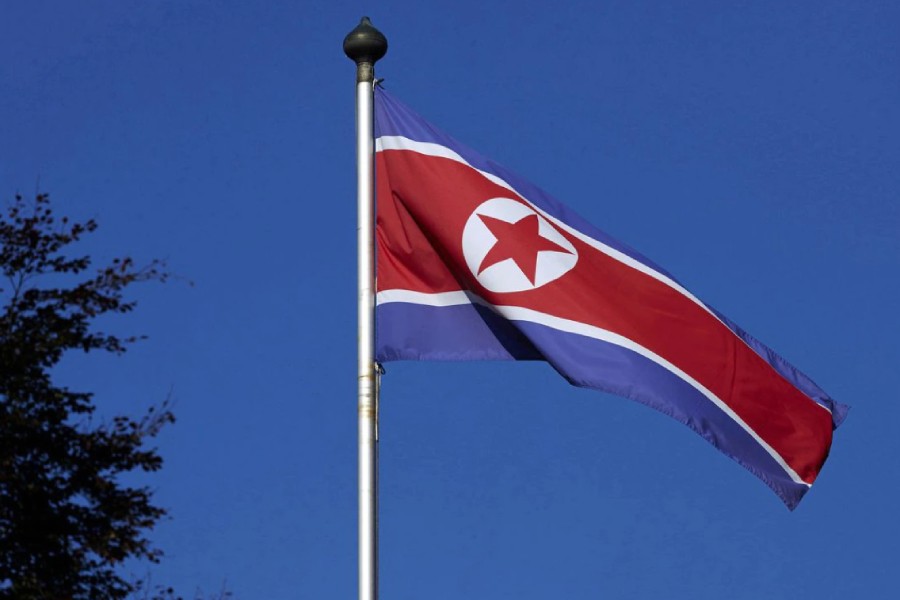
top-left (129, 575), bottom-right (233, 600)
top-left (0, 193), bottom-right (173, 599)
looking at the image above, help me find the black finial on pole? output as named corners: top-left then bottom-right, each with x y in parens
top-left (344, 17), bottom-right (388, 83)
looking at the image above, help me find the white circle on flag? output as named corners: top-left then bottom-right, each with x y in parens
top-left (462, 197), bottom-right (578, 293)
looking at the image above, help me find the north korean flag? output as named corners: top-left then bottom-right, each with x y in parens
top-left (373, 87), bottom-right (848, 509)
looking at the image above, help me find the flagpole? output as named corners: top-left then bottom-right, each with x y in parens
top-left (344, 17), bottom-right (387, 600)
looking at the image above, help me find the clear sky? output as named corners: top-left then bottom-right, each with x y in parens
top-left (2, 1), bottom-right (898, 598)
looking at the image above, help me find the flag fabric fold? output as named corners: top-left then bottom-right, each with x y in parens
top-left (373, 87), bottom-right (847, 509)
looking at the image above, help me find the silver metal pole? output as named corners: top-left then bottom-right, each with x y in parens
top-left (356, 76), bottom-right (377, 600)
top-left (343, 17), bottom-right (387, 600)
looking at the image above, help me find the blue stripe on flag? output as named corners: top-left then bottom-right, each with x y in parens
top-left (376, 300), bottom-right (812, 508)
top-left (375, 87), bottom-right (846, 426)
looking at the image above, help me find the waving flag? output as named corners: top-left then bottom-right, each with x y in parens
top-left (373, 87), bottom-right (848, 509)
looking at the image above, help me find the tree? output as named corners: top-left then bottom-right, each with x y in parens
top-left (0, 192), bottom-right (173, 599)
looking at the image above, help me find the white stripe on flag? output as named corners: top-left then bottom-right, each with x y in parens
top-left (377, 288), bottom-right (811, 488)
top-left (375, 135), bottom-right (832, 418)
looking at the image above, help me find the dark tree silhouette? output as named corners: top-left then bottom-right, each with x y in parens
top-left (0, 192), bottom-right (173, 599)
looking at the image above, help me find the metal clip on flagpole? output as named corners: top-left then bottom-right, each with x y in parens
top-left (344, 17), bottom-right (387, 600)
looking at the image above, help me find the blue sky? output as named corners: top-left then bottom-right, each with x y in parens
top-left (2, 1), bottom-right (898, 598)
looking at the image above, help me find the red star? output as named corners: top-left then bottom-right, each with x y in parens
top-left (477, 213), bottom-right (571, 284)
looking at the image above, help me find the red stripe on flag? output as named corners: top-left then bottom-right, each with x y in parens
top-left (377, 150), bottom-right (833, 483)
